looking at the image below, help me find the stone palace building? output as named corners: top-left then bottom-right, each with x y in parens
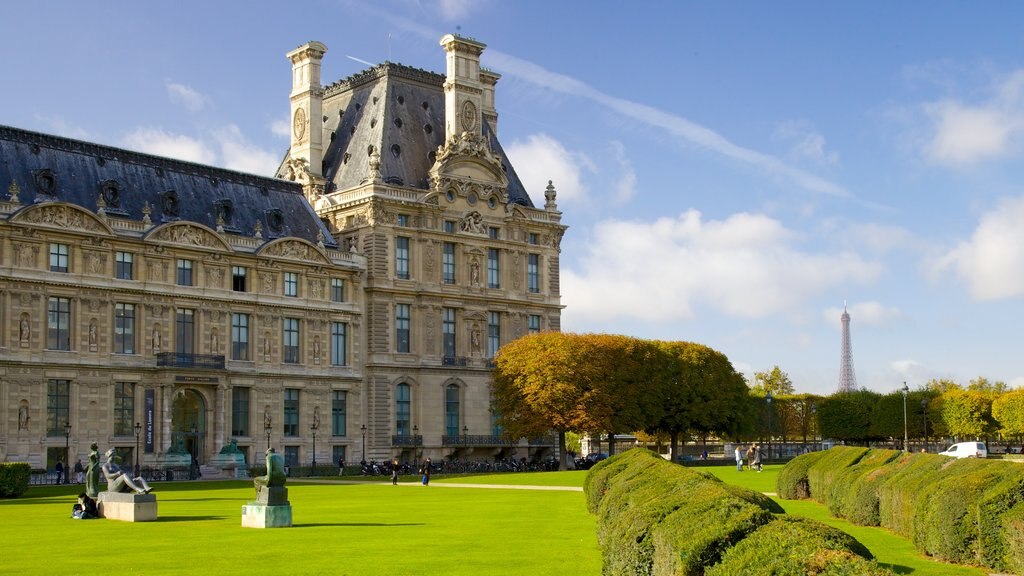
top-left (0, 34), bottom-right (565, 474)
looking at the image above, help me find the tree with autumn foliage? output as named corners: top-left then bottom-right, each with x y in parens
top-left (992, 389), bottom-right (1024, 438)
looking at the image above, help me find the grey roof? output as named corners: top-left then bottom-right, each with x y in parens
top-left (0, 124), bottom-right (337, 247)
top-left (310, 62), bottom-right (534, 208)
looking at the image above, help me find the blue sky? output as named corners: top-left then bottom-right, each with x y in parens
top-left (4, 1), bottom-right (1024, 395)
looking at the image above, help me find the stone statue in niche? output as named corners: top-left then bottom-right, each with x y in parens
top-left (153, 327), bottom-right (162, 354)
top-left (470, 259), bottom-right (481, 286)
top-left (471, 326), bottom-right (481, 354)
top-left (18, 403), bottom-right (29, 431)
top-left (211, 329), bottom-right (219, 353)
top-left (19, 316), bottom-right (30, 347)
top-left (89, 320), bottom-right (98, 351)
top-left (313, 337), bottom-right (321, 364)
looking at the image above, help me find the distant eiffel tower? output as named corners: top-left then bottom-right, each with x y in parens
top-left (838, 302), bottom-right (858, 392)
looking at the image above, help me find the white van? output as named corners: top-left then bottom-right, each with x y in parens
top-left (938, 441), bottom-right (988, 459)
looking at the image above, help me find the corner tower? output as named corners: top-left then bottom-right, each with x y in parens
top-left (285, 41), bottom-right (327, 200)
top-left (440, 34), bottom-right (486, 140)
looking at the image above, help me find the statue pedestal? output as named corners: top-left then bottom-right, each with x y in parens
top-left (241, 503), bottom-right (292, 528)
top-left (98, 492), bottom-right (158, 522)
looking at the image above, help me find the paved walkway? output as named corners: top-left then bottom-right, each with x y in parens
top-left (290, 478), bottom-right (583, 491)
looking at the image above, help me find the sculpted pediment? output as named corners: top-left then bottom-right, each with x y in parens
top-left (258, 238), bottom-right (332, 265)
top-left (429, 131), bottom-right (508, 189)
top-left (10, 202), bottom-right (114, 236)
top-left (147, 223), bottom-right (231, 251)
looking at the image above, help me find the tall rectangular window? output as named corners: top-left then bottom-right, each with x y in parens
top-left (331, 390), bottom-right (347, 437)
top-left (331, 322), bottom-right (347, 366)
top-left (47, 297), bottom-right (71, 351)
top-left (113, 382), bottom-right (135, 436)
top-left (283, 272), bottom-right (298, 297)
top-left (177, 259), bottom-right (193, 286)
top-left (528, 314), bottom-right (542, 333)
top-left (49, 243), bottom-right (69, 273)
top-left (396, 304), bottom-right (410, 353)
top-left (284, 446), bottom-right (299, 468)
top-left (528, 232), bottom-right (539, 245)
top-left (232, 387), bottom-right (250, 437)
top-left (445, 384), bottom-right (460, 437)
top-left (443, 307), bottom-right (456, 357)
top-left (443, 220), bottom-right (455, 234)
top-left (395, 383), bottom-right (410, 437)
top-left (487, 248), bottom-right (500, 288)
top-left (397, 214), bottom-right (409, 227)
top-left (488, 227), bottom-right (499, 240)
top-left (231, 313), bottom-right (249, 361)
top-left (283, 388), bottom-right (299, 436)
top-left (487, 312), bottom-right (500, 358)
top-left (283, 318), bottom-right (300, 363)
top-left (176, 309), bottom-right (194, 354)
top-left (115, 251), bottom-right (133, 280)
top-left (114, 303), bottom-right (135, 354)
top-left (232, 266), bottom-right (247, 292)
top-left (47, 379), bottom-right (70, 436)
top-left (331, 278), bottom-right (344, 302)
top-left (395, 237), bottom-right (410, 280)
top-left (527, 254), bottom-right (540, 294)
top-left (442, 242), bottom-right (455, 284)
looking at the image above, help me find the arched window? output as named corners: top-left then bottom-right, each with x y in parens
top-left (445, 384), bottom-right (460, 437)
top-left (395, 383), bottom-right (410, 436)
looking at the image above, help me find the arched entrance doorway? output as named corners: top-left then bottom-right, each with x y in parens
top-left (171, 388), bottom-right (207, 465)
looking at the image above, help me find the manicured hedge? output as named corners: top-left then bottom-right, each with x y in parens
top-left (1004, 501), bottom-right (1024, 575)
top-left (780, 445), bottom-right (1024, 574)
top-left (775, 449), bottom-right (828, 500)
top-left (0, 462), bottom-right (31, 498)
top-left (584, 449), bottom-right (888, 576)
top-left (705, 516), bottom-right (892, 576)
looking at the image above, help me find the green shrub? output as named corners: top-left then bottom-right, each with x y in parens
top-left (974, 465), bottom-right (1024, 572)
top-left (585, 448), bottom-right (655, 514)
top-left (825, 449), bottom-right (901, 525)
top-left (775, 450), bottom-right (828, 500)
top-left (915, 462), bottom-right (1001, 565)
top-left (806, 446), bottom-right (869, 503)
top-left (876, 452), bottom-right (948, 538)
top-left (0, 462), bottom-right (31, 498)
top-left (704, 516), bottom-right (895, 576)
top-left (1003, 501), bottom-right (1024, 575)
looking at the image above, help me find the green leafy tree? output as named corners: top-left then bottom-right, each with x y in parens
top-left (967, 376), bottom-right (1008, 395)
top-left (926, 378), bottom-right (961, 392)
top-left (936, 389), bottom-right (997, 440)
top-left (817, 390), bottom-right (882, 444)
top-left (992, 389), bottom-right (1024, 437)
top-left (750, 365), bottom-right (795, 396)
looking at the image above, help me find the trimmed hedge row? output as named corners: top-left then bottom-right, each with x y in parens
top-left (584, 449), bottom-right (892, 576)
top-left (779, 446), bottom-right (1024, 574)
top-left (0, 462), bottom-right (31, 498)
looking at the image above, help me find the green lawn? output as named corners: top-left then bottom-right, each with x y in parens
top-left (2, 478), bottom-right (601, 575)
top-left (693, 464), bottom-right (988, 576)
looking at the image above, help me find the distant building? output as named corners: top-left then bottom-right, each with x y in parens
top-left (837, 303), bottom-right (857, 392)
top-left (0, 34), bottom-right (566, 472)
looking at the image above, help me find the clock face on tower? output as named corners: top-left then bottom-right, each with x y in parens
top-left (461, 99), bottom-right (477, 132)
top-left (293, 107), bottom-right (307, 140)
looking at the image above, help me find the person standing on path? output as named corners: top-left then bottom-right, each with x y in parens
top-left (734, 446), bottom-right (743, 471)
top-left (745, 445), bottom-right (755, 471)
top-left (55, 460), bottom-right (64, 485)
top-left (391, 458), bottom-right (400, 485)
top-left (420, 457), bottom-right (432, 485)
top-left (752, 443), bottom-right (763, 472)
top-left (73, 459), bottom-right (84, 483)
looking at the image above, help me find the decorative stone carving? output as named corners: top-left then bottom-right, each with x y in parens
top-left (20, 204), bottom-right (105, 233)
top-left (86, 251), bottom-right (106, 275)
top-left (260, 273), bottom-right (275, 293)
top-left (309, 279), bottom-right (323, 300)
top-left (147, 260), bottom-right (167, 282)
top-left (89, 319), bottom-right (98, 351)
top-left (262, 240), bottom-right (329, 264)
top-left (152, 224), bottom-right (219, 248)
top-left (13, 242), bottom-right (38, 268)
top-left (19, 315), bottom-right (30, 347)
top-left (459, 211), bottom-right (486, 234)
top-left (207, 266), bottom-right (224, 288)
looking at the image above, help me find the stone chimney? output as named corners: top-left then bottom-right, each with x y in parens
top-left (287, 41), bottom-right (327, 177)
top-left (439, 34), bottom-right (486, 141)
top-left (480, 68), bottom-right (500, 135)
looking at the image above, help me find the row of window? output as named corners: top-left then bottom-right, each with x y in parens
top-left (44, 297), bottom-right (348, 365)
top-left (395, 306), bottom-right (542, 356)
top-left (397, 238), bottom-right (541, 293)
top-left (48, 244), bottom-right (346, 301)
top-left (394, 382), bottom-right (496, 438)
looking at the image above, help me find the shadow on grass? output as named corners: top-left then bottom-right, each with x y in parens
top-left (292, 522), bottom-right (427, 528)
top-left (156, 515), bottom-right (227, 522)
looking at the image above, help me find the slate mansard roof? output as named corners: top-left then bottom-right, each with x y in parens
top-left (311, 62), bottom-right (534, 208)
top-left (0, 124), bottom-right (337, 247)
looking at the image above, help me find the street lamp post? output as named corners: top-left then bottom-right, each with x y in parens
top-left (901, 382), bottom-right (910, 452)
top-left (765, 392), bottom-right (773, 460)
top-left (360, 424), bottom-right (367, 463)
top-left (310, 422), bottom-right (318, 477)
top-left (811, 403), bottom-right (817, 451)
top-left (134, 422), bottom-right (142, 477)
top-left (921, 398), bottom-right (929, 453)
top-left (413, 425), bottom-right (420, 460)
top-left (63, 422), bottom-right (71, 485)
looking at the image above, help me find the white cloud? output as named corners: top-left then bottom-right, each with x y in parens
top-left (270, 116), bottom-right (291, 139)
top-left (822, 301), bottom-right (902, 327)
top-left (166, 81), bottom-right (210, 113)
top-left (437, 0), bottom-right (486, 21)
top-left (214, 124), bottom-right (280, 175)
top-left (122, 127), bottom-right (215, 164)
top-left (609, 141), bottom-right (636, 204)
top-left (562, 210), bottom-right (882, 326)
top-left (935, 195), bottom-right (1024, 300)
top-left (774, 121), bottom-right (840, 166)
top-left (504, 133), bottom-right (589, 204)
top-left (923, 70), bottom-right (1024, 165)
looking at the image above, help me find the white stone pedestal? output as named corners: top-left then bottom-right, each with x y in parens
top-left (241, 503), bottom-right (292, 528)
top-left (97, 492), bottom-right (158, 522)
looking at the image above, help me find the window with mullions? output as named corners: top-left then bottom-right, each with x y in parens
top-left (527, 254), bottom-right (540, 294)
top-left (232, 266), bottom-right (247, 292)
top-left (395, 304), bottom-right (410, 353)
top-left (284, 388), bottom-right (299, 436)
top-left (487, 312), bottom-right (500, 358)
top-left (445, 384), bottom-right (460, 437)
top-left (332, 390), bottom-right (347, 437)
top-left (176, 309), bottom-right (194, 354)
top-left (397, 214), bottom-right (409, 227)
top-left (115, 251), bottom-right (133, 280)
top-left (114, 303), bottom-right (135, 354)
top-left (528, 314), bottom-right (542, 333)
top-left (50, 243), bottom-right (69, 273)
top-left (331, 322), bottom-right (347, 366)
top-left (487, 248), bottom-right (500, 288)
top-left (395, 383), bottom-right (410, 437)
top-left (47, 379), bottom-right (70, 437)
top-left (442, 242), bottom-right (455, 284)
top-left (232, 387), bottom-right (250, 437)
top-left (231, 313), bottom-right (249, 361)
top-left (395, 237), bottom-right (410, 279)
top-left (331, 278), bottom-right (344, 302)
top-left (442, 307), bottom-right (456, 357)
top-left (113, 382), bottom-right (135, 436)
top-left (283, 272), bottom-right (298, 297)
top-left (47, 297), bottom-right (71, 351)
top-left (283, 318), bottom-right (300, 363)
top-left (177, 259), bottom-right (193, 286)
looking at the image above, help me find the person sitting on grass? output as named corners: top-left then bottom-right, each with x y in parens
top-left (71, 492), bottom-right (97, 519)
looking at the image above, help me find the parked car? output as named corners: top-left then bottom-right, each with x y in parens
top-left (938, 441), bottom-right (988, 459)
